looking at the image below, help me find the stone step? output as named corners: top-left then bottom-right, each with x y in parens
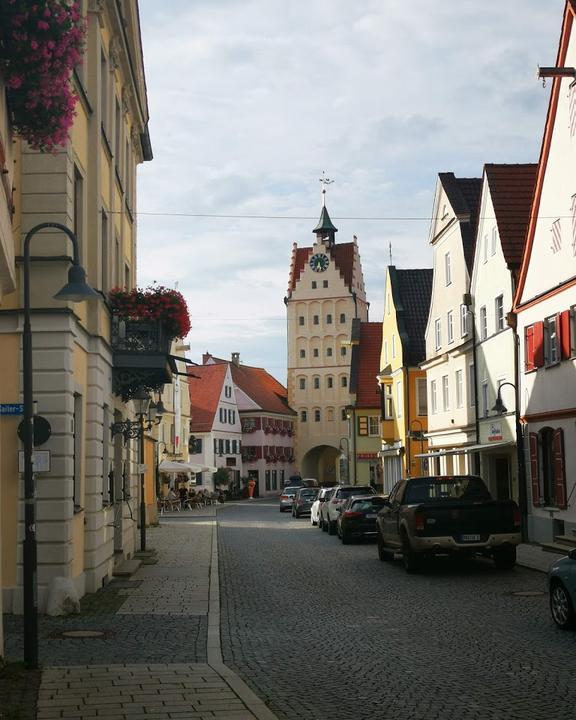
top-left (541, 538), bottom-right (576, 555)
top-left (112, 558), bottom-right (142, 577)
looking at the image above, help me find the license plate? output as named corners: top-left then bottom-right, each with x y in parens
top-left (366, 514), bottom-right (377, 519)
top-left (460, 534), bottom-right (481, 542)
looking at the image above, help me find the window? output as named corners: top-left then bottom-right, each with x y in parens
top-left (480, 306), bottom-right (487, 340)
top-left (313, 348), bottom-right (319, 357)
top-left (225, 385), bottom-right (232, 398)
top-left (544, 315), bottom-right (559, 365)
top-left (298, 316), bottom-right (305, 326)
top-left (73, 393), bottom-right (83, 509)
top-left (396, 381), bottom-right (403, 417)
top-left (495, 295), bottom-right (504, 332)
top-left (340, 346), bottom-right (347, 357)
top-left (300, 349), bottom-right (306, 358)
top-left (430, 380), bottom-right (438, 415)
top-left (481, 381), bottom-right (489, 418)
top-left (327, 376), bottom-right (333, 389)
top-left (442, 375), bottom-right (449, 411)
top-left (468, 363), bottom-right (476, 407)
top-left (114, 97), bottom-right (122, 176)
top-left (299, 377), bottom-right (306, 390)
top-left (384, 385), bottom-right (393, 419)
top-left (271, 470), bottom-right (277, 490)
top-left (102, 404), bottom-right (111, 505)
top-left (326, 314), bottom-right (333, 324)
top-left (341, 375), bottom-right (348, 388)
top-left (460, 304), bottom-right (468, 337)
top-left (314, 409), bottom-right (321, 422)
top-left (312, 281), bottom-right (317, 289)
top-left (313, 315), bottom-right (319, 325)
top-left (73, 165), bottom-right (84, 257)
top-left (225, 439), bottom-right (231, 454)
top-left (341, 408), bottom-right (347, 421)
top-left (219, 408), bottom-right (225, 423)
top-left (100, 50), bottom-right (109, 135)
top-left (340, 313), bottom-right (346, 323)
top-left (447, 311), bottom-right (454, 344)
top-left (101, 210), bottom-right (109, 293)
top-left (525, 322), bottom-right (544, 371)
top-left (228, 409), bottom-right (233, 423)
top-left (368, 416), bottom-right (380, 436)
top-left (455, 369), bottom-right (463, 408)
top-left (301, 410), bottom-right (307, 422)
top-left (416, 378), bottom-right (427, 416)
top-left (529, 427), bottom-right (567, 508)
top-left (445, 251), bottom-right (451, 285)
top-left (265, 470), bottom-right (271, 491)
top-left (313, 377), bottom-right (320, 389)
top-left (327, 347), bottom-right (333, 357)
top-left (323, 280), bottom-right (328, 288)
top-left (358, 417), bottom-right (369, 436)
top-left (327, 407), bottom-right (334, 422)
top-left (491, 227), bottom-right (498, 256)
top-left (434, 318), bottom-right (441, 350)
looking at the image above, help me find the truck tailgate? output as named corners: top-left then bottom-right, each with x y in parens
top-left (416, 501), bottom-right (518, 539)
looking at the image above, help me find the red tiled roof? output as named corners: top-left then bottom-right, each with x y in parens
top-left (230, 363), bottom-right (296, 416)
top-left (287, 242), bottom-right (356, 293)
top-left (187, 363), bottom-right (228, 432)
top-left (484, 164), bottom-right (537, 269)
top-left (355, 322), bottom-right (383, 408)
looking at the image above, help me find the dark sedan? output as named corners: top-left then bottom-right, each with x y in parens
top-left (337, 495), bottom-right (388, 543)
top-left (292, 487), bottom-right (319, 518)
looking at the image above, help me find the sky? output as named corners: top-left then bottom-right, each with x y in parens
top-left (136, 0), bottom-right (564, 384)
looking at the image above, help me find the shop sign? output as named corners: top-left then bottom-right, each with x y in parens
top-left (356, 452), bottom-right (378, 461)
top-left (488, 422), bottom-right (503, 442)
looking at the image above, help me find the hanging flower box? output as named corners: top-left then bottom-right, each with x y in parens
top-left (0, 1), bottom-right (86, 152)
top-left (109, 285), bottom-right (191, 340)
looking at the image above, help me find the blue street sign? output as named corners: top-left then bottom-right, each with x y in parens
top-left (0, 404), bottom-right (24, 416)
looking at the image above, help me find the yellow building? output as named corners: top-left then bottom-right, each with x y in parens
top-left (378, 266), bottom-right (433, 492)
top-left (0, 0), bottom-right (153, 617)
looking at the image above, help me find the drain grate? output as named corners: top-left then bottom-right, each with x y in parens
top-left (511, 590), bottom-right (545, 597)
top-left (60, 630), bottom-right (105, 639)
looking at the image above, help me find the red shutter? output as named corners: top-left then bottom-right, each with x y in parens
top-left (525, 325), bottom-right (535, 371)
top-left (553, 428), bottom-right (567, 509)
top-left (533, 321), bottom-right (544, 367)
top-left (529, 432), bottom-right (541, 506)
top-left (560, 310), bottom-right (571, 359)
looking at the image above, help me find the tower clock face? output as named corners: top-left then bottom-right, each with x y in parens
top-left (309, 253), bottom-right (329, 272)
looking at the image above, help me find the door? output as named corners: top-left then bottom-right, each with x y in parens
top-left (381, 481), bottom-right (403, 549)
top-left (494, 456), bottom-right (511, 501)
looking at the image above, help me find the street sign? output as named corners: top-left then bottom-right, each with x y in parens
top-left (0, 404), bottom-right (24, 416)
top-left (18, 450), bottom-right (51, 473)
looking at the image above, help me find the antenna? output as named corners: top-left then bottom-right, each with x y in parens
top-left (389, 242), bottom-right (393, 266)
top-left (319, 171), bottom-right (334, 207)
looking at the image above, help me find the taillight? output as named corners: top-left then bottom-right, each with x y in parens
top-left (280, 495), bottom-right (288, 501)
top-left (415, 512), bottom-right (425, 532)
top-left (343, 511), bottom-right (362, 518)
top-left (512, 506), bottom-right (521, 528)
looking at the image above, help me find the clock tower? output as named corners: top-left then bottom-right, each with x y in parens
top-left (286, 203), bottom-right (368, 483)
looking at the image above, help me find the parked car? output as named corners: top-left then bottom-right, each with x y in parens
top-left (324, 485), bottom-right (376, 535)
top-left (319, 488), bottom-right (336, 530)
top-left (337, 495), bottom-right (388, 543)
top-left (279, 486), bottom-right (299, 512)
top-left (292, 486), bottom-right (319, 518)
top-left (376, 475), bottom-right (521, 573)
top-left (548, 548), bottom-right (576, 630)
top-left (283, 475), bottom-right (317, 489)
top-left (311, 487), bottom-right (333, 526)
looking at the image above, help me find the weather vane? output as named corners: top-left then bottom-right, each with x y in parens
top-left (319, 171), bottom-right (334, 207)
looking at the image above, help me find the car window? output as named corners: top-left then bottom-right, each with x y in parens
top-left (404, 477), bottom-right (491, 504)
top-left (351, 498), bottom-right (385, 512)
top-left (325, 489), bottom-right (335, 500)
top-left (300, 489), bottom-right (318, 498)
top-left (283, 488), bottom-right (297, 496)
top-left (337, 487), bottom-right (375, 499)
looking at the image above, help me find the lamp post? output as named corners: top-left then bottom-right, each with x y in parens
top-left (492, 381), bottom-right (528, 541)
top-left (111, 389), bottom-right (162, 553)
top-left (22, 222), bottom-right (98, 669)
top-left (156, 440), bottom-right (168, 498)
top-left (408, 419), bottom-right (425, 476)
top-left (339, 437), bottom-right (350, 483)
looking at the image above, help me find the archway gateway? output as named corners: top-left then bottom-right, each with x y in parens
top-left (301, 444), bottom-right (342, 485)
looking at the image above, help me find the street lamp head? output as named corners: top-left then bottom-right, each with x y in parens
top-left (492, 396), bottom-right (507, 415)
top-left (155, 397), bottom-right (166, 417)
top-left (53, 263), bottom-right (99, 303)
top-left (132, 388), bottom-right (151, 418)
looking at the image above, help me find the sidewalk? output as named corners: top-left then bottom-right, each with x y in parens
top-left (516, 542), bottom-right (567, 574)
top-left (31, 505), bottom-right (279, 720)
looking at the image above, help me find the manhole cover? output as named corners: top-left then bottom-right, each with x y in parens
top-left (511, 590), bottom-right (545, 597)
top-left (61, 630), bottom-right (105, 638)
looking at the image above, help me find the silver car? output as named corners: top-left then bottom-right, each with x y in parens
top-left (311, 487), bottom-right (334, 526)
top-left (279, 486), bottom-right (299, 513)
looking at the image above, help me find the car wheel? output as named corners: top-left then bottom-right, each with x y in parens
top-left (311, 519), bottom-right (317, 526)
top-left (377, 534), bottom-right (390, 562)
top-left (279, 507), bottom-right (284, 513)
top-left (341, 530), bottom-right (351, 545)
top-left (294, 510), bottom-right (300, 518)
top-left (401, 534), bottom-right (422, 574)
top-left (493, 545), bottom-right (516, 571)
top-left (328, 520), bottom-right (336, 536)
top-left (550, 580), bottom-right (576, 630)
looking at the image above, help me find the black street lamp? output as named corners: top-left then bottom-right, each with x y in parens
top-left (22, 222), bottom-right (98, 669)
top-left (408, 419), bottom-right (425, 476)
top-left (492, 381), bottom-right (528, 541)
top-left (110, 388), bottom-right (162, 553)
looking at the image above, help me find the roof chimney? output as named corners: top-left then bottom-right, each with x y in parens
top-left (231, 352), bottom-right (240, 367)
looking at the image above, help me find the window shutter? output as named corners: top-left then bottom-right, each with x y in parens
top-left (560, 310), bottom-right (571, 359)
top-left (525, 325), bottom-right (535, 371)
top-left (553, 428), bottom-right (567, 509)
top-left (529, 432), bottom-right (541, 506)
top-left (533, 321), bottom-right (544, 367)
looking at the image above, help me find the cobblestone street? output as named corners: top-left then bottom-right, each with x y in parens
top-left (218, 500), bottom-right (576, 720)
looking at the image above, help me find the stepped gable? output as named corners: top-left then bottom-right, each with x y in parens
top-left (355, 322), bottom-right (383, 408)
top-left (439, 173), bottom-right (482, 273)
top-left (287, 241), bottom-right (356, 293)
top-left (187, 363), bottom-right (228, 432)
top-left (391, 267), bottom-right (433, 366)
top-left (484, 164), bottom-right (537, 269)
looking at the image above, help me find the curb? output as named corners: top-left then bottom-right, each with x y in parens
top-left (207, 511), bottom-right (280, 720)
